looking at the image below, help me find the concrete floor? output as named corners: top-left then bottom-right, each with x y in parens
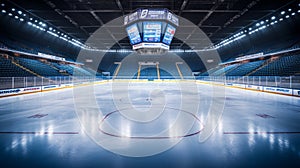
top-left (0, 81), bottom-right (299, 168)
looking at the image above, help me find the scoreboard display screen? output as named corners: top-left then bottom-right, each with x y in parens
top-left (143, 22), bottom-right (161, 42)
top-left (162, 24), bottom-right (176, 45)
top-left (126, 24), bottom-right (142, 45)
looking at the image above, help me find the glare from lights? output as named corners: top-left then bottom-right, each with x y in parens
top-left (27, 22), bottom-right (32, 25)
top-left (265, 20), bottom-right (269, 22)
top-left (1, 10), bottom-right (6, 13)
top-left (260, 21), bottom-right (264, 24)
top-left (20, 18), bottom-right (24, 22)
top-left (286, 15), bottom-right (290, 18)
top-left (23, 14), bottom-right (26, 17)
top-left (279, 18), bottom-right (283, 21)
top-left (288, 9), bottom-right (291, 12)
top-left (35, 20), bottom-right (38, 23)
top-left (291, 13), bottom-right (295, 16)
top-left (12, 8), bottom-right (15, 11)
top-left (18, 11), bottom-right (22, 14)
top-left (248, 27), bottom-right (252, 30)
top-left (275, 21), bottom-right (278, 23)
top-left (1, 3), bottom-right (4, 7)
top-left (271, 16), bottom-right (276, 20)
top-left (8, 13), bottom-right (12, 16)
top-left (30, 18), bottom-right (33, 20)
top-left (256, 23), bottom-right (260, 26)
top-left (298, 10), bottom-right (300, 13)
top-left (49, 27), bottom-right (53, 30)
top-left (281, 11), bottom-right (285, 15)
top-left (14, 16), bottom-right (18, 19)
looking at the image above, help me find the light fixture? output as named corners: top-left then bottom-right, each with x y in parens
top-left (1, 3), bottom-right (5, 7)
top-left (271, 16), bottom-right (276, 20)
top-left (279, 18), bottom-right (283, 21)
top-left (1, 10), bottom-right (6, 13)
top-left (18, 11), bottom-right (22, 14)
top-left (23, 14), bottom-right (26, 16)
top-left (12, 8), bottom-right (15, 11)
top-left (291, 12), bottom-right (295, 16)
top-left (288, 9), bottom-right (292, 12)
top-left (20, 18), bottom-right (24, 22)
top-left (281, 11), bottom-right (285, 15)
top-left (14, 16), bottom-right (18, 19)
top-left (30, 18), bottom-right (33, 20)
top-left (8, 13), bottom-right (12, 16)
top-left (256, 23), bottom-right (260, 26)
top-left (286, 15), bottom-right (290, 18)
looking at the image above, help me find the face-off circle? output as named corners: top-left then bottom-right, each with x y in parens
top-left (98, 107), bottom-right (204, 139)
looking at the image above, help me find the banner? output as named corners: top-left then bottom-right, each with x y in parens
top-left (0, 86), bottom-right (41, 97)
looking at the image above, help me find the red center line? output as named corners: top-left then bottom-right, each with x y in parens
top-left (224, 131), bottom-right (300, 135)
top-left (0, 131), bottom-right (79, 135)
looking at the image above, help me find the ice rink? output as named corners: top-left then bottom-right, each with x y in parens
top-left (0, 81), bottom-right (300, 168)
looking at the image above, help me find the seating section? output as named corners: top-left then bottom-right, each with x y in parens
top-left (210, 64), bottom-right (239, 76)
top-left (226, 60), bottom-right (265, 76)
top-left (251, 55), bottom-right (300, 76)
top-left (139, 67), bottom-right (157, 79)
top-left (159, 69), bottom-right (174, 79)
top-left (52, 63), bottom-right (95, 76)
top-left (0, 57), bottom-right (33, 77)
top-left (199, 66), bottom-right (223, 76)
top-left (15, 57), bottom-right (62, 76)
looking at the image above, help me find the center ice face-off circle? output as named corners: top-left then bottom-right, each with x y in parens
top-left (73, 13), bottom-right (225, 157)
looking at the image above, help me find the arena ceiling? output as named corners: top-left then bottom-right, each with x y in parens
top-left (5, 0), bottom-right (297, 50)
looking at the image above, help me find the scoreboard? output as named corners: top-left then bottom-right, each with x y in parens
top-left (124, 8), bottom-right (179, 54)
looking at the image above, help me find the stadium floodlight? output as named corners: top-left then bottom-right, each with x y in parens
top-left (256, 23), bottom-right (260, 26)
top-left (11, 8), bottom-right (15, 11)
top-left (18, 11), bottom-right (22, 14)
top-left (20, 18), bottom-right (24, 22)
top-left (291, 12), bottom-right (295, 16)
top-left (29, 18), bottom-right (33, 20)
top-left (248, 27), bottom-right (252, 30)
top-left (1, 10), bottom-right (6, 13)
top-left (27, 22), bottom-right (32, 25)
top-left (260, 21), bottom-right (264, 24)
top-left (279, 18), bottom-right (283, 21)
top-left (286, 15), bottom-right (290, 18)
top-left (49, 27), bottom-right (53, 30)
top-left (8, 13), bottom-right (12, 16)
top-left (14, 15), bottom-right (18, 19)
top-left (281, 11), bottom-right (285, 15)
top-left (288, 9), bottom-right (292, 12)
top-left (23, 14), bottom-right (26, 17)
top-left (298, 10), bottom-right (300, 13)
top-left (265, 19), bottom-right (269, 22)
top-left (35, 20), bottom-right (38, 22)
top-left (271, 16), bottom-right (276, 20)
top-left (271, 22), bottom-right (274, 25)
